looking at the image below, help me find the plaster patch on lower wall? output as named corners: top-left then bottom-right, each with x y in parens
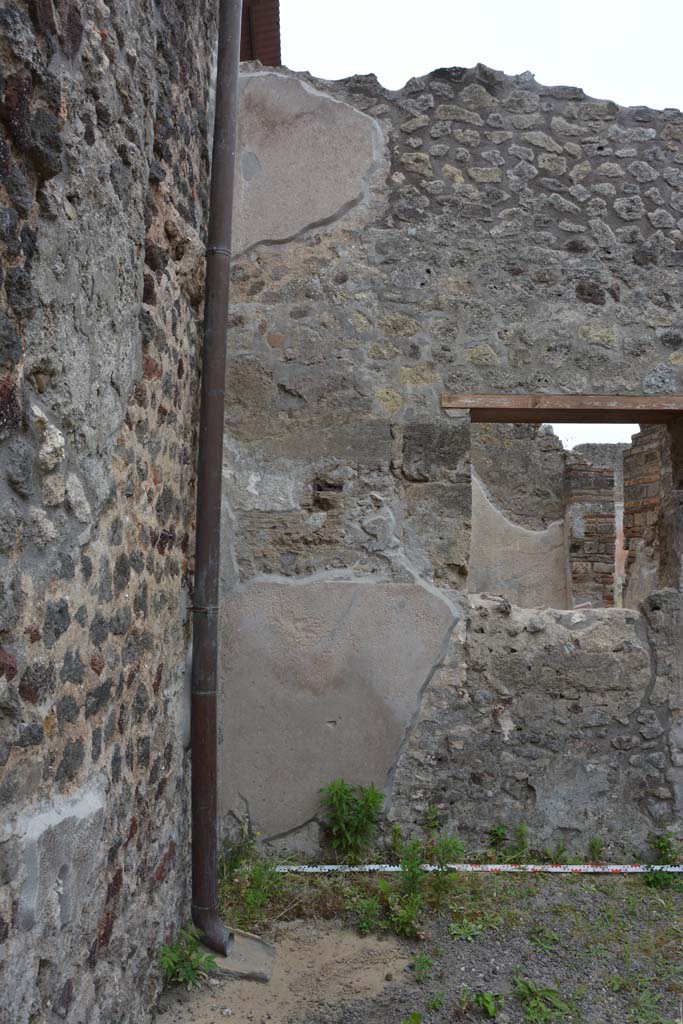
top-left (468, 473), bottom-right (570, 609)
top-left (217, 573), bottom-right (461, 846)
top-left (0, 779), bottom-right (108, 1021)
top-left (1, 780), bottom-right (107, 934)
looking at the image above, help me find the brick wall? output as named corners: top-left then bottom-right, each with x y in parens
top-left (623, 424), bottom-right (683, 603)
top-left (565, 457), bottom-right (616, 607)
top-left (623, 426), bottom-right (664, 568)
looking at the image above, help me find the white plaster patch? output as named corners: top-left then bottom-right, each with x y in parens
top-left (233, 71), bottom-right (385, 253)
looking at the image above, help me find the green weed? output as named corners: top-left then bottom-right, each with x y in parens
top-left (422, 804), bottom-right (441, 832)
top-left (627, 986), bottom-right (665, 1024)
top-left (218, 852), bottom-right (282, 930)
top-left (529, 924), bottom-right (561, 953)
top-left (644, 866), bottom-right (679, 890)
top-left (427, 991), bottom-right (445, 1011)
top-left (430, 833), bottom-right (465, 869)
top-left (218, 818), bottom-right (255, 882)
top-left (488, 825), bottom-right (508, 850)
top-left (158, 925), bottom-right (217, 990)
top-left (356, 895), bottom-right (383, 935)
top-left (648, 832), bottom-right (681, 866)
top-left (539, 841), bottom-right (568, 865)
top-left (457, 984), bottom-right (475, 1011)
top-left (388, 890), bottom-right (424, 939)
top-left (475, 991), bottom-right (505, 1018)
top-left (426, 833), bottom-right (464, 910)
top-left (505, 824), bottom-right (530, 863)
top-left (588, 836), bottom-right (605, 862)
top-left (513, 975), bottom-right (573, 1023)
top-left (320, 778), bottom-right (384, 864)
top-left (400, 838), bottom-right (426, 897)
top-left (412, 951), bottom-right (434, 984)
top-left (388, 823), bottom-right (404, 863)
top-left (449, 918), bottom-right (484, 941)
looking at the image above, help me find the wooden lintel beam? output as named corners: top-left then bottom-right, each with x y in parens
top-left (440, 393), bottom-right (683, 424)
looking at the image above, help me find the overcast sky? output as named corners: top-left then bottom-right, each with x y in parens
top-left (279, 0), bottom-right (677, 448)
top-left (280, 0), bottom-right (683, 109)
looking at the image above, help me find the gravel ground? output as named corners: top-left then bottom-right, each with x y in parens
top-left (156, 872), bottom-right (683, 1024)
top-left (298, 875), bottom-right (683, 1024)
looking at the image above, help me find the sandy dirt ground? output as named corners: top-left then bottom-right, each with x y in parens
top-left (154, 920), bottom-right (412, 1024)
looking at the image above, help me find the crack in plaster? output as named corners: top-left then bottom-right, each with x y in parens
top-left (383, 609), bottom-right (461, 813)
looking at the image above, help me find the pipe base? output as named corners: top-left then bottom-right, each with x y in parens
top-left (192, 906), bottom-right (234, 955)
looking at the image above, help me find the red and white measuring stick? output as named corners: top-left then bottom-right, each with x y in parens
top-left (275, 863), bottom-right (683, 875)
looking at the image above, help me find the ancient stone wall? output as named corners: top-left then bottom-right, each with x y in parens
top-left (220, 64), bottom-right (683, 856)
top-left (471, 423), bottom-right (566, 529)
top-left (0, 3), bottom-right (214, 1021)
top-left (390, 593), bottom-right (683, 858)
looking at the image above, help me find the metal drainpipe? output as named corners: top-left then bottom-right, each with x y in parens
top-left (190, 0), bottom-right (243, 956)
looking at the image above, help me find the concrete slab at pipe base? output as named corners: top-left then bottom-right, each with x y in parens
top-left (204, 929), bottom-right (276, 983)
top-left (218, 577), bottom-right (458, 841)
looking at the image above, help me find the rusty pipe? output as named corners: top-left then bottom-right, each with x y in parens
top-left (191, 0), bottom-right (243, 956)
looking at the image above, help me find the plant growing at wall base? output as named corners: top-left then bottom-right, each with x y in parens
top-left (539, 841), bottom-right (568, 865)
top-left (644, 831), bottom-right (682, 889)
top-left (643, 866), bottom-right (680, 890)
top-left (320, 779), bottom-right (384, 864)
top-left (400, 838), bottom-right (426, 896)
top-left (388, 823), bottom-right (404, 863)
top-left (426, 832), bottom-right (465, 909)
top-left (647, 831), bottom-right (681, 865)
top-left (504, 824), bottom-right (530, 863)
top-left (158, 925), bottom-right (217, 990)
top-left (429, 833), bottom-right (465, 869)
top-left (218, 816), bottom-right (256, 882)
top-left (587, 836), bottom-right (605, 863)
top-left (219, 851), bottom-right (283, 930)
top-left (488, 825), bottom-right (508, 851)
top-left (421, 803), bottom-right (441, 832)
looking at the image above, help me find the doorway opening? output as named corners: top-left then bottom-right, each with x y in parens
top-left (442, 394), bottom-right (683, 610)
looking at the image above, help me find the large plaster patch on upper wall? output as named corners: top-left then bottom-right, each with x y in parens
top-left (233, 72), bottom-right (384, 253)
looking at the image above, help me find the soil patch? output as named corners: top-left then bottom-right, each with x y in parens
top-left (154, 920), bottom-right (412, 1024)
